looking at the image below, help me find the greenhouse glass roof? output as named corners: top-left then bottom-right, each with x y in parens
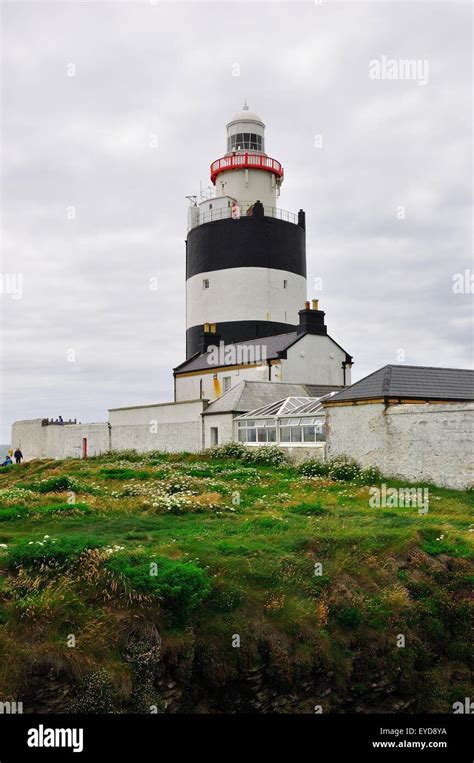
top-left (235, 393), bottom-right (335, 421)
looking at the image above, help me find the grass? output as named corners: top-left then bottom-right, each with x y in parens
top-left (0, 449), bottom-right (472, 713)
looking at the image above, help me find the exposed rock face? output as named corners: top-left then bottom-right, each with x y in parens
top-left (15, 628), bottom-right (443, 715)
top-left (22, 668), bottom-right (75, 714)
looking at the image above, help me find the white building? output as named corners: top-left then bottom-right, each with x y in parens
top-left (324, 365), bottom-right (474, 490)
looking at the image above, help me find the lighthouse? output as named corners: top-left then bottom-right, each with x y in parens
top-left (185, 103), bottom-right (308, 359)
top-left (174, 105), bottom-right (353, 404)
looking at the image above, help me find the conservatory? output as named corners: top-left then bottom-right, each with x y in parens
top-left (235, 396), bottom-right (331, 446)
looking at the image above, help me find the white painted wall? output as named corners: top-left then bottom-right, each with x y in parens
top-left (109, 399), bottom-right (207, 453)
top-left (278, 333), bottom-right (350, 386)
top-left (203, 413), bottom-right (236, 448)
top-left (11, 420), bottom-right (110, 461)
top-left (218, 168), bottom-right (277, 208)
top-left (186, 267), bottom-right (306, 330)
top-left (12, 401), bottom-right (208, 460)
top-left (175, 363), bottom-right (270, 403)
top-left (326, 402), bottom-right (474, 489)
top-left (64, 423), bottom-right (110, 458)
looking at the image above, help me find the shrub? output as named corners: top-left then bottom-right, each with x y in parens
top-left (7, 535), bottom-right (105, 569)
top-left (327, 456), bottom-right (362, 482)
top-left (297, 459), bottom-right (330, 478)
top-left (105, 553), bottom-right (211, 619)
top-left (207, 442), bottom-right (247, 460)
top-left (359, 465), bottom-right (383, 485)
top-left (243, 446), bottom-right (288, 466)
top-left (68, 670), bottom-right (118, 713)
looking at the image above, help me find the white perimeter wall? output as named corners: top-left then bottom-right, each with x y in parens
top-left (109, 400), bottom-right (206, 453)
top-left (11, 420), bottom-right (110, 461)
top-left (12, 401), bottom-right (208, 460)
top-left (186, 267), bottom-right (306, 329)
top-left (326, 402), bottom-right (474, 489)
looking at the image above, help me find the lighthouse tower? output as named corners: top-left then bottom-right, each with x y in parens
top-left (185, 104), bottom-right (308, 358)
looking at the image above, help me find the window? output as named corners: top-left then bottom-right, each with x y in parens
top-left (203, 279), bottom-right (209, 289)
top-left (227, 133), bottom-right (263, 152)
top-left (223, 376), bottom-right (231, 393)
top-left (210, 427), bottom-right (218, 446)
top-left (236, 398), bottom-right (326, 447)
top-left (283, 280), bottom-right (288, 289)
top-left (237, 419), bottom-right (276, 443)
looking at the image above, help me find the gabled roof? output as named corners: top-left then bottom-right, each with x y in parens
top-left (174, 333), bottom-right (298, 374)
top-left (325, 365), bottom-right (474, 404)
top-left (174, 331), bottom-right (352, 375)
top-left (202, 381), bottom-right (338, 415)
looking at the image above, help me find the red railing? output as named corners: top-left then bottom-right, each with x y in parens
top-left (210, 153), bottom-right (284, 185)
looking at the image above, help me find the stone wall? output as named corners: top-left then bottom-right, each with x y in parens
top-left (325, 402), bottom-right (474, 489)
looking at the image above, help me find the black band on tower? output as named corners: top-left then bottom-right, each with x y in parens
top-left (186, 215), bottom-right (306, 279)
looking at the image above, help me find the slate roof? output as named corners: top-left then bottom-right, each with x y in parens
top-left (325, 365), bottom-right (474, 404)
top-left (174, 331), bottom-right (352, 375)
top-left (174, 333), bottom-right (298, 374)
top-left (202, 381), bottom-right (343, 415)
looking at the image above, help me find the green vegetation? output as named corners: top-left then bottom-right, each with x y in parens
top-left (0, 449), bottom-right (471, 713)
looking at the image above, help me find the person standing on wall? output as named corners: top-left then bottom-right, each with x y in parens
top-left (14, 448), bottom-right (23, 465)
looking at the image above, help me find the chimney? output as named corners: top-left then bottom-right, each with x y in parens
top-left (297, 301), bottom-right (327, 336)
top-left (200, 323), bottom-right (220, 353)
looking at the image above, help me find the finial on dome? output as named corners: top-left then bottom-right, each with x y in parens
top-left (242, 100), bottom-right (249, 111)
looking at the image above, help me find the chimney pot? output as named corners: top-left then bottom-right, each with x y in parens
top-left (312, 299), bottom-right (319, 311)
top-left (304, 300), bottom-right (310, 310)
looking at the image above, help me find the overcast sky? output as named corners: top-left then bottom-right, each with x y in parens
top-left (1, 1), bottom-right (472, 442)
